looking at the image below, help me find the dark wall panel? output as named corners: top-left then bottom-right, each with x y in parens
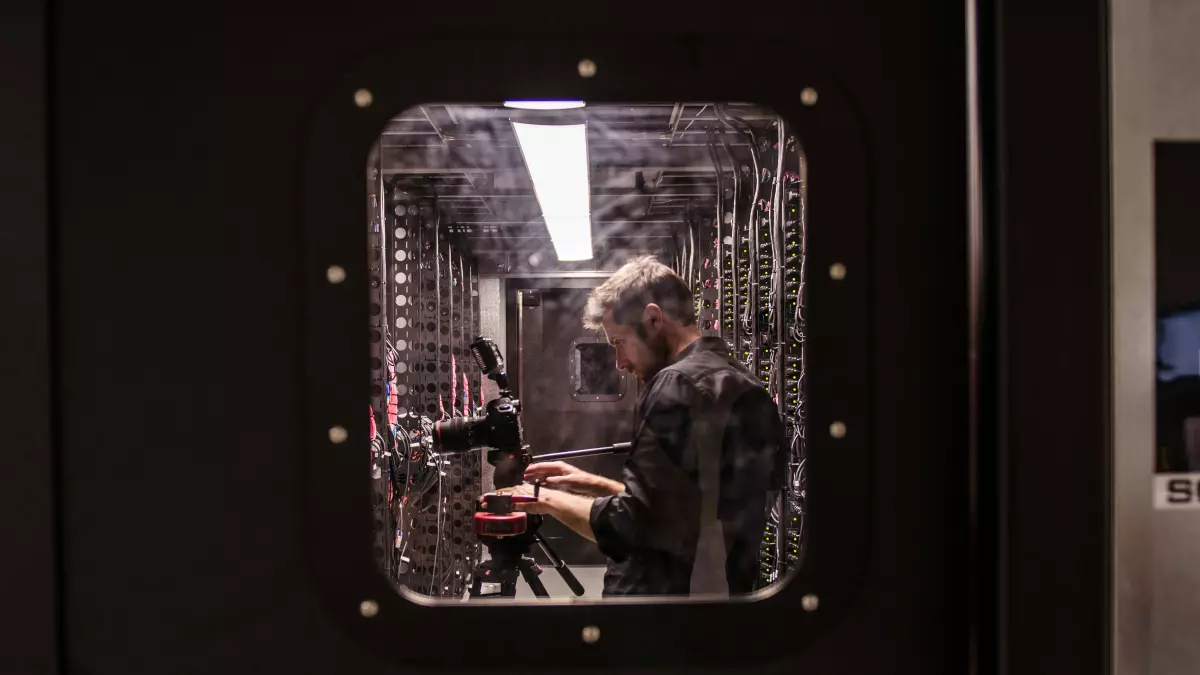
top-left (52, 1), bottom-right (973, 674)
top-left (1155, 141), bottom-right (1200, 313)
top-left (1154, 141), bottom-right (1200, 473)
top-left (517, 286), bottom-right (636, 565)
top-left (0, 2), bottom-right (57, 674)
top-left (988, 1), bottom-right (1111, 674)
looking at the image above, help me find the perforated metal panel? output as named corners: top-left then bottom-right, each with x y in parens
top-left (367, 187), bottom-right (484, 599)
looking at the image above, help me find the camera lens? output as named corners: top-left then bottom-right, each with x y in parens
top-left (432, 415), bottom-right (484, 454)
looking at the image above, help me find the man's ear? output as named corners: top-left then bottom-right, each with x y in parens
top-left (642, 303), bottom-right (664, 331)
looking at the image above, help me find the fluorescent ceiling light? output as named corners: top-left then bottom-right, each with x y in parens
top-left (503, 100), bottom-right (586, 110)
top-left (512, 122), bottom-right (593, 261)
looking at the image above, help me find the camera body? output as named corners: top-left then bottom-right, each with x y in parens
top-left (434, 393), bottom-right (529, 489)
top-left (431, 336), bottom-right (533, 539)
top-left (432, 336), bottom-right (530, 489)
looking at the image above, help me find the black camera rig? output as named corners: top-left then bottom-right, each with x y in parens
top-left (431, 336), bottom-right (584, 599)
top-left (433, 337), bottom-right (528, 490)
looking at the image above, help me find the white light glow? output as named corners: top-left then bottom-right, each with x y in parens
top-left (503, 100), bottom-right (586, 110)
top-left (512, 122), bottom-right (594, 261)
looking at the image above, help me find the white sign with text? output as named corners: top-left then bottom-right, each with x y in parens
top-left (1154, 473), bottom-right (1200, 509)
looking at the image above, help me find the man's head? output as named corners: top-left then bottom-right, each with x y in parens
top-left (583, 255), bottom-right (699, 382)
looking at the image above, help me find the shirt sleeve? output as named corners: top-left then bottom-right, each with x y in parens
top-left (589, 371), bottom-right (702, 562)
top-left (718, 386), bottom-right (787, 541)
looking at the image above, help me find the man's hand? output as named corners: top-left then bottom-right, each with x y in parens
top-left (481, 483), bottom-right (598, 542)
top-left (524, 461), bottom-right (624, 497)
top-left (482, 483), bottom-right (552, 515)
top-left (523, 460), bottom-right (581, 482)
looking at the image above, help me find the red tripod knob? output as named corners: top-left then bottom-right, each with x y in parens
top-left (473, 511), bottom-right (527, 536)
top-left (473, 491), bottom-right (538, 537)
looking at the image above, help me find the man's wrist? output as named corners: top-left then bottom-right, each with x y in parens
top-left (593, 476), bottom-right (624, 496)
top-left (537, 487), bottom-right (562, 514)
top-left (538, 487), bottom-right (578, 516)
top-left (536, 488), bottom-right (599, 542)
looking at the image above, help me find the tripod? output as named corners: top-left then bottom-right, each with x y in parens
top-left (465, 444), bottom-right (634, 599)
top-left (467, 514), bottom-right (585, 598)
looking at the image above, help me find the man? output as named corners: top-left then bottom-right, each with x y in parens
top-left (494, 256), bottom-right (785, 596)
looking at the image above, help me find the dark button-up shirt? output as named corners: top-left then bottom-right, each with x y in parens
top-left (588, 336), bottom-right (786, 596)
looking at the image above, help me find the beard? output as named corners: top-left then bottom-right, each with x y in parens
top-left (636, 331), bottom-right (673, 383)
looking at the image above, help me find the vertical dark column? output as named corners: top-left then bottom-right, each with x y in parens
top-left (393, 209), bottom-right (483, 599)
top-left (742, 115), bottom-right (808, 588)
top-left (384, 189), bottom-right (418, 587)
top-left (408, 201), bottom-right (440, 595)
top-left (755, 120), bottom-right (780, 395)
top-left (987, 0), bottom-right (1111, 672)
top-left (754, 121), bottom-right (782, 586)
top-left (380, 196), bottom-right (437, 594)
top-left (720, 125), bottom-right (741, 350)
top-left (429, 206), bottom-right (448, 596)
top-left (0, 2), bottom-right (55, 672)
top-left (366, 153), bottom-right (392, 578)
top-left (696, 170), bottom-right (722, 337)
top-left (779, 132), bottom-right (807, 580)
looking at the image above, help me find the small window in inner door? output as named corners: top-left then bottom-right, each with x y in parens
top-left (571, 341), bottom-right (626, 401)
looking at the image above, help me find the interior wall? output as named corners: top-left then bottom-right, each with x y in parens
top-left (1111, 1), bottom-right (1200, 673)
top-left (478, 276), bottom-right (505, 493)
top-left (0, 3), bottom-right (56, 674)
top-left (514, 283), bottom-right (635, 566)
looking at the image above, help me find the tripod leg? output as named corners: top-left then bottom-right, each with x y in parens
top-left (535, 532), bottom-right (586, 596)
top-left (517, 558), bottom-right (550, 598)
top-left (468, 558), bottom-right (512, 599)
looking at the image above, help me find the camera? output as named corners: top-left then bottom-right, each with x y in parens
top-left (429, 337), bottom-right (584, 598)
top-left (432, 336), bottom-right (529, 489)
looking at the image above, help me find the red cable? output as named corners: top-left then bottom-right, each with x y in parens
top-left (450, 355), bottom-right (457, 416)
top-left (462, 372), bottom-right (470, 417)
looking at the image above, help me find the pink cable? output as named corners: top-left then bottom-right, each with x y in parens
top-left (386, 362), bottom-right (398, 425)
top-left (450, 355), bottom-right (457, 416)
top-left (462, 372), bottom-right (470, 417)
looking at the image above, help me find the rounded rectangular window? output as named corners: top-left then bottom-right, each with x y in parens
top-left (365, 102), bottom-right (807, 603)
top-left (571, 340), bottom-right (627, 401)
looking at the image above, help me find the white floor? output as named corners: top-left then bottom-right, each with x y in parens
top-left (511, 564), bottom-right (607, 600)
top-left (459, 564), bottom-right (608, 601)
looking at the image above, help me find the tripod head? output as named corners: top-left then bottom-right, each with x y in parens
top-left (474, 485), bottom-right (539, 538)
top-left (469, 482), bottom-right (584, 598)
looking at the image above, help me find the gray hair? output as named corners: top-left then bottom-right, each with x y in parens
top-left (583, 255), bottom-right (696, 330)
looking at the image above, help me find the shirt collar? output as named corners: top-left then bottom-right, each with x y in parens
top-left (668, 336), bottom-right (726, 366)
